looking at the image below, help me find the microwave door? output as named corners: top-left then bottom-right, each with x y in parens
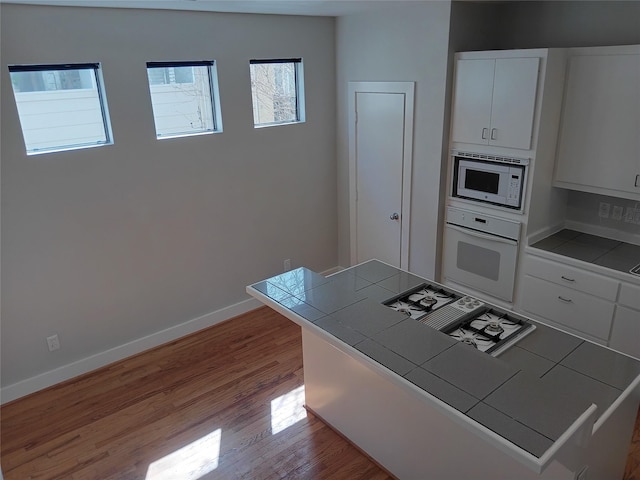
top-left (457, 161), bottom-right (510, 204)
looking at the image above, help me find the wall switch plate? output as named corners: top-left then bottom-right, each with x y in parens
top-left (612, 205), bottom-right (624, 221)
top-left (284, 258), bottom-right (291, 271)
top-left (624, 207), bottom-right (636, 223)
top-left (598, 202), bottom-right (610, 218)
top-left (46, 334), bottom-right (60, 352)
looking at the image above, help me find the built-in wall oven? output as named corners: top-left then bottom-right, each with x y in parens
top-left (452, 151), bottom-right (529, 211)
top-left (443, 206), bottom-right (521, 302)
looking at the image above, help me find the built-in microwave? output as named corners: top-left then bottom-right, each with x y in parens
top-left (451, 151), bottom-right (529, 210)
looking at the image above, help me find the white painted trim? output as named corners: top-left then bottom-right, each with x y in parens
top-left (1, 265), bottom-right (342, 404)
top-left (348, 81), bottom-right (415, 270)
top-left (0, 297), bottom-right (261, 404)
top-left (324, 266), bottom-right (346, 276)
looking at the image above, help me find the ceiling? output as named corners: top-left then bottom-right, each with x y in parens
top-left (0, 0), bottom-right (422, 17)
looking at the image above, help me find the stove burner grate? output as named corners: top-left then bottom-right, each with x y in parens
top-left (384, 283), bottom-right (460, 321)
top-left (443, 309), bottom-right (535, 356)
top-left (449, 327), bottom-right (494, 351)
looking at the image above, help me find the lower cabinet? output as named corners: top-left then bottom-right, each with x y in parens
top-left (519, 275), bottom-right (614, 342)
top-left (609, 283), bottom-right (640, 359)
top-left (518, 253), bottom-right (640, 358)
top-left (610, 307), bottom-right (640, 359)
top-left (518, 255), bottom-right (617, 343)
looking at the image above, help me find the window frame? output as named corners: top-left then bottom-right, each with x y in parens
top-left (145, 60), bottom-right (223, 140)
top-left (249, 58), bottom-right (305, 128)
top-left (8, 62), bottom-right (113, 155)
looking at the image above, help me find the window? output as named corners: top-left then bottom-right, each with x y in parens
top-left (146, 61), bottom-right (222, 139)
top-left (249, 59), bottom-right (305, 127)
top-left (8, 63), bottom-right (112, 155)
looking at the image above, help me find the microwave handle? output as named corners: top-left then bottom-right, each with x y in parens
top-left (446, 223), bottom-right (517, 246)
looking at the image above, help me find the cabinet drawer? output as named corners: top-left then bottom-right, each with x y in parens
top-left (523, 255), bottom-right (619, 301)
top-left (619, 283), bottom-right (640, 310)
top-left (520, 275), bottom-right (615, 340)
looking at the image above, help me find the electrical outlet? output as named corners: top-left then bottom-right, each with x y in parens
top-left (598, 202), bottom-right (610, 219)
top-left (284, 258), bottom-right (291, 271)
top-left (612, 205), bottom-right (624, 221)
top-left (624, 207), bottom-right (636, 223)
top-left (46, 334), bottom-right (60, 352)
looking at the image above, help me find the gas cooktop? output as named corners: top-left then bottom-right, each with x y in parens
top-left (384, 283), bottom-right (535, 356)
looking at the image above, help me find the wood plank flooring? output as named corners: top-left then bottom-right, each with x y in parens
top-left (1, 306), bottom-right (638, 479)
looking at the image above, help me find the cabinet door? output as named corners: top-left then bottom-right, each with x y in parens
top-left (609, 306), bottom-right (640, 359)
top-left (554, 53), bottom-right (640, 196)
top-left (489, 57), bottom-right (539, 150)
top-left (450, 59), bottom-right (494, 145)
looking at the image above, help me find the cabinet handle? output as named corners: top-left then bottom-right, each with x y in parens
top-left (481, 128), bottom-right (488, 140)
top-left (635, 174), bottom-right (639, 188)
top-left (560, 276), bottom-right (575, 282)
top-left (490, 128), bottom-right (497, 140)
top-left (558, 296), bottom-right (573, 303)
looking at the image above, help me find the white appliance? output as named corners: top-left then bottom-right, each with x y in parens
top-left (452, 151), bottom-right (528, 210)
top-left (443, 206), bottom-right (521, 302)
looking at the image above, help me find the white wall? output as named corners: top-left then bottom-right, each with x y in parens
top-left (1, 4), bottom-right (337, 397)
top-left (335, 2), bottom-right (452, 279)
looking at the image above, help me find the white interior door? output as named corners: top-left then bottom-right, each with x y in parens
top-left (349, 82), bottom-right (414, 268)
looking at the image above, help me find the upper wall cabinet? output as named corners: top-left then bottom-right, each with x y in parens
top-left (451, 57), bottom-right (540, 150)
top-left (553, 45), bottom-right (640, 201)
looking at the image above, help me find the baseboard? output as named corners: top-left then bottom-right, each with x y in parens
top-left (324, 266), bottom-right (346, 276)
top-left (0, 297), bottom-right (262, 404)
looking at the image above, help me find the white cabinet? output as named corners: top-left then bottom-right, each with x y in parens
top-left (609, 283), bottom-right (640, 359)
top-left (518, 253), bottom-right (640, 356)
top-left (451, 57), bottom-right (540, 150)
top-left (610, 307), bottom-right (640, 359)
top-left (518, 255), bottom-right (617, 342)
top-left (553, 45), bottom-right (640, 200)
top-left (520, 275), bottom-right (615, 341)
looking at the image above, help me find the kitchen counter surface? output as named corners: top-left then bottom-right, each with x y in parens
top-left (530, 229), bottom-right (640, 281)
top-left (247, 260), bottom-right (640, 462)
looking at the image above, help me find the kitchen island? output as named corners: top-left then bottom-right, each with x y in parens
top-left (247, 260), bottom-right (640, 479)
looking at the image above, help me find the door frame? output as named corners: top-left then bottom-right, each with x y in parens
top-left (348, 81), bottom-right (415, 269)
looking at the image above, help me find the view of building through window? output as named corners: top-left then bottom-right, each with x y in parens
top-left (8, 63), bottom-right (112, 155)
top-left (146, 61), bottom-right (221, 139)
top-left (250, 59), bottom-right (304, 127)
top-left (8, 58), bottom-right (301, 154)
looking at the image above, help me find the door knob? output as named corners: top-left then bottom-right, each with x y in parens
top-left (390, 213), bottom-right (399, 220)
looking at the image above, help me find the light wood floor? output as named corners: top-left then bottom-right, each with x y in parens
top-left (1, 306), bottom-right (638, 479)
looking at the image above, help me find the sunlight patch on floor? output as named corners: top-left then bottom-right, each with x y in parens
top-left (146, 428), bottom-right (222, 480)
top-left (271, 385), bottom-right (307, 434)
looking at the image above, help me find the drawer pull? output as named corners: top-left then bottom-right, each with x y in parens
top-left (558, 296), bottom-right (573, 303)
top-left (561, 276), bottom-right (575, 282)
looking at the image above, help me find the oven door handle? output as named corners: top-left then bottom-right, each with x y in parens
top-left (446, 223), bottom-right (517, 246)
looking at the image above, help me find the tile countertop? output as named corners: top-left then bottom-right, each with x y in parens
top-left (530, 229), bottom-right (640, 278)
top-left (248, 260), bottom-right (640, 460)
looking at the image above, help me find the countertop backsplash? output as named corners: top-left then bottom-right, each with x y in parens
top-left (564, 191), bottom-right (640, 245)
